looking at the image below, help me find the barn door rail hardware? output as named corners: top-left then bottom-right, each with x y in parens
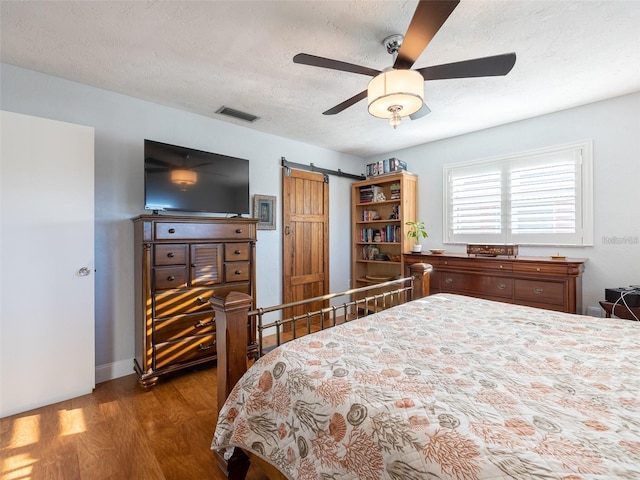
top-left (281, 157), bottom-right (365, 181)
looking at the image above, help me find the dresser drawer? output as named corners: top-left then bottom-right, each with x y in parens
top-left (154, 285), bottom-right (250, 318)
top-left (155, 287), bottom-right (215, 317)
top-left (154, 266), bottom-right (188, 290)
top-left (225, 242), bottom-right (250, 261)
top-left (154, 244), bottom-right (187, 266)
top-left (153, 334), bottom-right (216, 369)
top-left (439, 258), bottom-right (513, 273)
top-left (440, 272), bottom-right (513, 298)
top-left (514, 279), bottom-right (565, 306)
top-left (225, 262), bottom-right (250, 282)
top-left (154, 311), bottom-right (215, 343)
top-left (155, 222), bottom-right (253, 240)
top-left (513, 263), bottom-right (569, 276)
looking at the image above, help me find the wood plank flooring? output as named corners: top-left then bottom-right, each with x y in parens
top-left (0, 364), bottom-right (268, 480)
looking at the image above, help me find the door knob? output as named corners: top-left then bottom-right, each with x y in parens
top-left (78, 267), bottom-right (91, 277)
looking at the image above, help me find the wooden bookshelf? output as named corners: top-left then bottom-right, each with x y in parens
top-left (351, 172), bottom-right (418, 289)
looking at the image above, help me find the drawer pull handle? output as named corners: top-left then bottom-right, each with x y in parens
top-left (196, 296), bottom-right (208, 304)
top-left (497, 283), bottom-right (507, 290)
top-left (235, 250), bottom-right (242, 255)
top-left (235, 270), bottom-right (242, 275)
top-left (499, 265), bottom-right (503, 269)
top-left (167, 252), bottom-right (175, 258)
top-left (195, 319), bottom-right (215, 328)
top-left (168, 228), bottom-right (176, 234)
top-left (444, 277), bottom-right (453, 284)
top-left (536, 267), bottom-right (541, 271)
top-left (534, 287), bottom-right (544, 294)
top-left (235, 228), bottom-right (243, 234)
top-left (167, 275), bottom-right (175, 281)
top-left (198, 341), bottom-right (216, 351)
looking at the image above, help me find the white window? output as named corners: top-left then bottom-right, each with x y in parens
top-left (444, 141), bottom-right (593, 246)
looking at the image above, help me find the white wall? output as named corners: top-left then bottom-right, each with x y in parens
top-left (0, 64), bottom-right (363, 382)
top-left (367, 92), bottom-right (640, 315)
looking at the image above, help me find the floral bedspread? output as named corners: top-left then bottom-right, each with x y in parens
top-left (212, 293), bottom-right (640, 479)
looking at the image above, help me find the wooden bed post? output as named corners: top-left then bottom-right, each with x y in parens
top-left (410, 262), bottom-right (433, 299)
top-left (211, 291), bottom-right (253, 409)
top-left (211, 291), bottom-right (253, 480)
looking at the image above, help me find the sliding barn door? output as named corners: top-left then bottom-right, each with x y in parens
top-left (282, 168), bottom-right (329, 319)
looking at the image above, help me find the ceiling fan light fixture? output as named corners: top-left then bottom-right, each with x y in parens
top-left (367, 69), bottom-right (424, 126)
top-left (388, 107), bottom-right (402, 129)
top-left (171, 169), bottom-right (198, 190)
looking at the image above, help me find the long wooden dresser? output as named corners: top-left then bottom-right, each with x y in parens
top-left (133, 215), bottom-right (257, 387)
top-left (404, 253), bottom-right (587, 314)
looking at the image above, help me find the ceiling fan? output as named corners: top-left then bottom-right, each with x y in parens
top-left (293, 0), bottom-right (516, 128)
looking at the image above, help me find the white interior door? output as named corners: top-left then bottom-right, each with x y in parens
top-left (1, 111), bottom-right (95, 418)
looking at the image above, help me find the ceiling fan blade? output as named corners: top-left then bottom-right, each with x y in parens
top-left (189, 162), bottom-right (211, 169)
top-left (416, 53), bottom-right (516, 80)
top-left (294, 53), bottom-right (380, 77)
top-left (394, 0), bottom-right (459, 70)
top-left (323, 90), bottom-right (368, 115)
top-left (410, 103), bottom-right (431, 120)
top-left (145, 157), bottom-right (173, 168)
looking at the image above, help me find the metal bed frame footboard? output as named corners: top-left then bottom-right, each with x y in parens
top-left (210, 262), bottom-right (431, 480)
top-left (250, 272), bottom-right (422, 358)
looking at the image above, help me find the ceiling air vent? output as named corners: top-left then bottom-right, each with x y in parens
top-left (215, 106), bottom-right (259, 123)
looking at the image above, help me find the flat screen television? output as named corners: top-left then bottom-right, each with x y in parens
top-left (144, 139), bottom-right (250, 215)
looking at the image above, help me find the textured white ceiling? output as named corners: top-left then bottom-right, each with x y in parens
top-left (1, 0), bottom-right (639, 157)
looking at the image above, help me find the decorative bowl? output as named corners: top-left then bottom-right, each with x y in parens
top-left (429, 249), bottom-right (446, 255)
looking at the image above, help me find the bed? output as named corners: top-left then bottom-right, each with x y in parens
top-left (211, 273), bottom-right (640, 479)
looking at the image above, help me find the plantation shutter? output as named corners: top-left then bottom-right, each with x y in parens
top-left (444, 142), bottom-right (592, 246)
top-left (509, 150), bottom-right (581, 244)
top-left (447, 163), bottom-right (504, 244)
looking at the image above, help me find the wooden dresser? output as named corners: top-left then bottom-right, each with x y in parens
top-left (133, 215), bottom-right (257, 387)
top-left (404, 253), bottom-right (587, 314)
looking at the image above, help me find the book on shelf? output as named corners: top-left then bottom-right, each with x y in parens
top-left (365, 158), bottom-right (408, 178)
top-left (359, 225), bottom-right (401, 243)
top-left (390, 158), bottom-right (407, 172)
top-left (390, 182), bottom-right (401, 200)
top-left (359, 185), bottom-right (383, 203)
top-left (361, 210), bottom-right (379, 221)
top-left (361, 245), bottom-right (379, 260)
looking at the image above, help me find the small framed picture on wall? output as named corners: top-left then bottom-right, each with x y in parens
top-left (253, 194), bottom-right (276, 230)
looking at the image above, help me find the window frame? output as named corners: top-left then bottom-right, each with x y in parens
top-left (443, 141), bottom-right (593, 247)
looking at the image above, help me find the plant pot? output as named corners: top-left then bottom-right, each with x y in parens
top-left (411, 244), bottom-right (423, 253)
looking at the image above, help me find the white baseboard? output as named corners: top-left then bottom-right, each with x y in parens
top-left (95, 358), bottom-right (135, 384)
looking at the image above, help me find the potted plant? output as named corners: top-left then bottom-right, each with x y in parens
top-left (406, 221), bottom-right (428, 252)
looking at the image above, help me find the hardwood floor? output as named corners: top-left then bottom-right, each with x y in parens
top-left (0, 364), bottom-right (268, 480)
